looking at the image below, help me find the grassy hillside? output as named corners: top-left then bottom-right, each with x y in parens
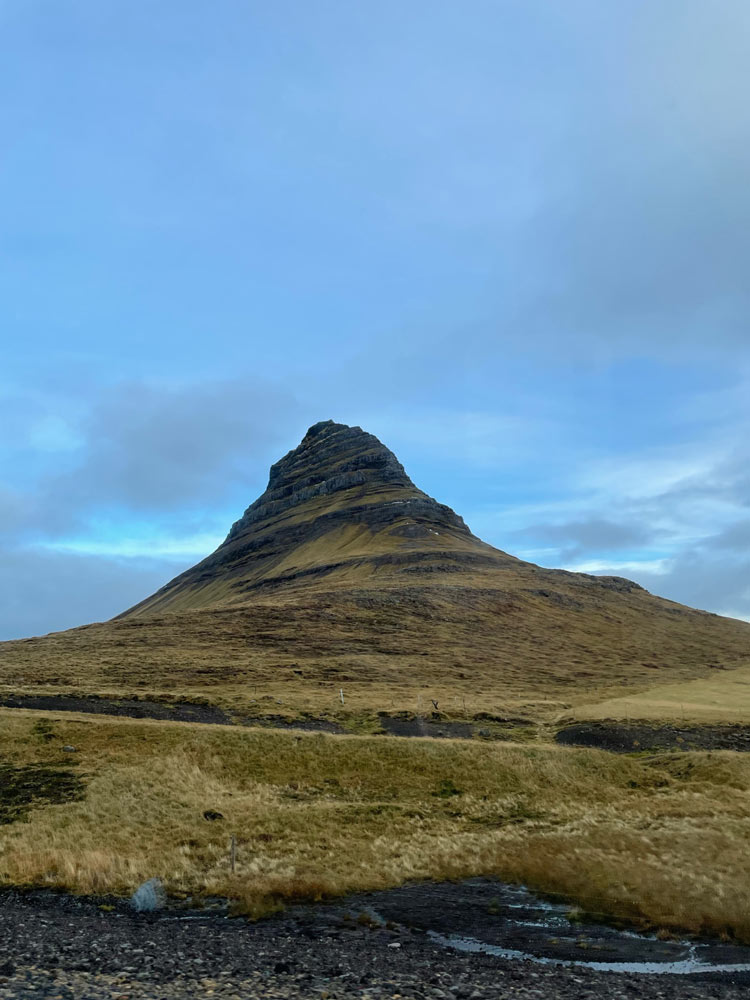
top-left (561, 663), bottom-right (750, 725)
top-left (2, 575), bottom-right (749, 725)
top-left (3, 708), bottom-right (750, 941)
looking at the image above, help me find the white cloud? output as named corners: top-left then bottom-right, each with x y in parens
top-left (561, 558), bottom-right (672, 577)
top-left (43, 533), bottom-right (223, 560)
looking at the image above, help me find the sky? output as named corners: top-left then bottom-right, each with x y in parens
top-left (2, 0), bottom-right (750, 639)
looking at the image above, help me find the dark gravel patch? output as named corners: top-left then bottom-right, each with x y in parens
top-left (0, 764), bottom-right (85, 824)
top-left (0, 694), bottom-right (233, 726)
top-left (1, 885), bottom-right (749, 999)
top-left (0, 694), bottom-right (345, 734)
top-left (376, 713), bottom-right (533, 741)
top-left (0, 694), bottom-right (532, 741)
top-left (240, 713), bottom-right (346, 733)
top-left (378, 713), bottom-right (474, 739)
top-left (556, 721), bottom-right (750, 753)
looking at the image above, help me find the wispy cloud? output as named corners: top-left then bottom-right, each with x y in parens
top-left (561, 558), bottom-right (672, 577)
top-left (42, 533), bottom-right (223, 560)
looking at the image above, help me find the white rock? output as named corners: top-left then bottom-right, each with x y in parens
top-left (130, 878), bottom-right (166, 912)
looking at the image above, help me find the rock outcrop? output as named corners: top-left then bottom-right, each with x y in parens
top-left (225, 420), bottom-right (472, 543)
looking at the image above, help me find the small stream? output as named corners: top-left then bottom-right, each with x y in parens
top-left (354, 879), bottom-right (750, 977)
top-left (6, 879), bottom-right (750, 978)
top-left (429, 931), bottom-right (750, 976)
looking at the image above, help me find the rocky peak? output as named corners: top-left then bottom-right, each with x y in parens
top-left (225, 420), bottom-right (425, 542)
top-left (268, 420), bottom-right (412, 491)
top-left (121, 420), bottom-right (478, 616)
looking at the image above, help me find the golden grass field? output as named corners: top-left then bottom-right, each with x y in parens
top-left (559, 663), bottom-right (750, 725)
top-left (3, 707), bottom-right (750, 942)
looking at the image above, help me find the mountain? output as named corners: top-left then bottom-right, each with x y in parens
top-left (121, 419), bottom-right (514, 616)
top-left (2, 420), bottom-right (749, 717)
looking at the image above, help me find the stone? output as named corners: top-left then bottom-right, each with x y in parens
top-left (130, 878), bottom-right (166, 913)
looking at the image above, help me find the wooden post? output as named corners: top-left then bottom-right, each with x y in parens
top-left (230, 835), bottom-right (237, 874)
top-left (340, 688), bottom-right (345, 705)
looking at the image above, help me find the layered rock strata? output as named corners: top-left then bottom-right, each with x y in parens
top-left (122, 420), bottom-right (485, 615)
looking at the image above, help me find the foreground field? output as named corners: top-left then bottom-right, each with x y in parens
top-left (2, 708), bottom-right (750, 942)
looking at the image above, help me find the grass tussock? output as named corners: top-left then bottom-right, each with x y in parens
top-left (1, 709), bottom-right (750, 941)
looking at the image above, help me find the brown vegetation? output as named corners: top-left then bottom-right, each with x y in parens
top-left (2, 709), bottom-right (750, 941)
top-left (2, 576), bottom-right (749, 726)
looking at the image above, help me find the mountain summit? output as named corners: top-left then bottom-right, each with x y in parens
top-left (226, 419), bottom-right (470, 543)
top-left (123, 420), bottom-right (501, 616)
top-left (3, 420), bottom-right (749, 713)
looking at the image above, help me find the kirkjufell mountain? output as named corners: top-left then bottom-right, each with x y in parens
top-left (2, 420), bottom-right (749, 711)
top-left (122, 419), bottom-right (514, 616)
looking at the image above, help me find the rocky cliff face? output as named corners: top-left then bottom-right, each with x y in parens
top-left (224, 420), bottom-right (471, 544)
top-left (122, 420), bottom-right (485, 616)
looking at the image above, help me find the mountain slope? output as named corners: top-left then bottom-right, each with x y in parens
top-left (1, 420), bottom-right (749, 718)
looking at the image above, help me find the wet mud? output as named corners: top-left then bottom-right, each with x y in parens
top-left (556, 721), bottom-right (750, 753)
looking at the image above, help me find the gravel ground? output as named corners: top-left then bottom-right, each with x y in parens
top-left (555, 721), bottom-right (750, 752)
top-left (1, 890), bottom-right (749, 999)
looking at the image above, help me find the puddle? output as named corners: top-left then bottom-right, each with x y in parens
top-left (355, 879), bottom-right (750, 976)
top-left (429, 932), bottom-right (750, 975)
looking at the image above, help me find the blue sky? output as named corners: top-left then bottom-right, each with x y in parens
top-left (2, 0), bottom-right (750, 639)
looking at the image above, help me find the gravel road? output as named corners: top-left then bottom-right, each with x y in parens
top-left (1, 889), bottom-right (749, 1000)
